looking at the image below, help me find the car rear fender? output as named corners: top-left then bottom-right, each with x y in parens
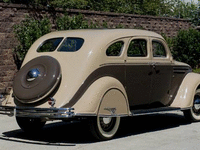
top-left (73, 77), bottom-right (130, 116)
top-left (170, 73), bottom-right (200, 109)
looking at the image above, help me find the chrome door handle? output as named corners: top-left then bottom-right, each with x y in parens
top-left (150, 62), bottom-right (160, 74)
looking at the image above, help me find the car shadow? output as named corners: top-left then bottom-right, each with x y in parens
top-left (117, 112), bottom-right (190, 138)
top-left (0, 112), bottom-right (191, 146)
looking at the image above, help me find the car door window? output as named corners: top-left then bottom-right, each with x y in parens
top-left (106, 41), bottom-right (124, 56)
top-left (127, 39), bottom-right (147, 57)
top-left (152, 41), bottom-right (166, 57)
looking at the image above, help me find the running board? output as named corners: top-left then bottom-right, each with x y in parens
top-left (131, 107), bottom-right (181, 116)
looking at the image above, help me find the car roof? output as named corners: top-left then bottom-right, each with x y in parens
top-left (32, 29), bottom-right (165, 57)
top-left (43, 29), bottom-right (164, 40)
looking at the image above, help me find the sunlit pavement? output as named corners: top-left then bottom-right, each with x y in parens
top-left (0, 111), bottom-right (199, 150)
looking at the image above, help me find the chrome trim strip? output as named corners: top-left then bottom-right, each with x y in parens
top-left (74, 113), bottom-right (96, 117)
top-left (173, 66), bottom-right (190, 74)
top-left (131, 107), bottom-right (181, 116)
top-left (181, 107), bottom-right (192, 111)
top-left (98, 114), bottom-right (128, 117)
top-left (74, 113), bottom-right (128, 117)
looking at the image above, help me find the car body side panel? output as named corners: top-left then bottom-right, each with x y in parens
top-left (126, 64), bottom-right (151, 107)
top-left (72, 77), bottom-right (129, 116)
top-left (150, 64), bottom-right (172, 106)
top-left (169, 66), bottom-right (191, 104)
top-left (170, 72), bottom-right (200, 108)
top-left (63, 64), bottom-right (126, 108)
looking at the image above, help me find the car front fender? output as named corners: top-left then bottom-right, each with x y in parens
top-left (170, 73), bottom-right (200, 109)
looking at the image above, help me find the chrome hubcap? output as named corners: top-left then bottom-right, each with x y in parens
top-left (27, 68), bottom-right (40, 82)
top-left (193, 94), bottom-right (200, 114)
top-left (194, 98), bottom-right (200, 110)
top-left (102, 117), bottom-right (112, 124)
top-left (99, 117), bottom-right (116, 132)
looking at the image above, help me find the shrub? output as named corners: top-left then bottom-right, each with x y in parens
top-left (172, 28), bottom-right (200, 68)
top-left (13, 16), bottom-right (51, 66)
top-left (193, 68), bottom-right (200, 73)
top-left (50, 0), bottom-right (88, 9)
top-left (161, 33), bottom-right (174, 52)
top-left (14, 14), bottom-right (200, 70)
top-left (56, 14), bottom-right (89, 30)
top-left (56, 13), bottom-right (114, 30)
top-left (13, 14), bottom-right (92, 68)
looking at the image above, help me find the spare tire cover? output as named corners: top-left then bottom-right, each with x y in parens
top-left (13, 56), bottom-right (61, 103)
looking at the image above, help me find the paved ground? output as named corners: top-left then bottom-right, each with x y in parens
top-left (0, 111), bottom-right (200, 150)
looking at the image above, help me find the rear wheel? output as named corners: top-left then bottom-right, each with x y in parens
top-left (183, 89), bottom-right (200, 121)
top-left (16, 117), bottom-right (46, 133)
top-left (89, 116), bottom-right (120, 140)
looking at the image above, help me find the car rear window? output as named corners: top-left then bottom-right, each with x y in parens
top-left (57, 38), bottom-right (84, 52)
top-left (37, 38), bottom-right (63, 52)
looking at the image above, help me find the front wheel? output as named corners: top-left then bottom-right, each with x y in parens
top-left (183, 89), bottom-right (200, 122)
top-left (89, 116), bottom-right (120, 140)
top-left (16, 117), bottom-right (46, 133)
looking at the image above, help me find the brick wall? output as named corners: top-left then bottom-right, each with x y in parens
top-left (84, 13), bottom-right (192, 37)
top-left (0, 4), bottom-right (19, 95)
top-left (0, 3), bottom-right (193, 95)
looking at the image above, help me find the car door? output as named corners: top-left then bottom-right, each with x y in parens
top-left (125, 37), bottom-right (152, 108)
top-left (150, 38), bottom-right (173, 106)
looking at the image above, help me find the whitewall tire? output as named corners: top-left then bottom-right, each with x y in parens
top-left (89, 116), bottom-right (120, 140)
top-left (184, 89), bottom-right (200, 121)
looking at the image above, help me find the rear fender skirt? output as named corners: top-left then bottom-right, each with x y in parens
top-left (98, 88), bottom-right (129, 117)
top-left (71, 77), bottom-right (130, 116)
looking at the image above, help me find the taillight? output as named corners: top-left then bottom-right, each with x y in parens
top-left (48, 97), bottom-right (56, 107)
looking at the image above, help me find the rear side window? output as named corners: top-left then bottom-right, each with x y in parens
top-left (152, 41), bottom-right (166, 57)
top-left (106, 41), bottom-right (124, 56)
top-left (57, 38), bottom-right (84, 52)
top-left (37, 38), bottom-right (63, 52)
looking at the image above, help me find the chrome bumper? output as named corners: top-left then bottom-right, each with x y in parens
top-left (0, 106), bottom-right (74, 119)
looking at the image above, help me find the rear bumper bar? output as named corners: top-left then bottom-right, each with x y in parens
top-left (0, 106), bottom-right (74, 119)
top-left (0, 106), bottom-right (15, 116)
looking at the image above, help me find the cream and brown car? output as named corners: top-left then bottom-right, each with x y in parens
top-left (1, 29), bottom-right (200, 140)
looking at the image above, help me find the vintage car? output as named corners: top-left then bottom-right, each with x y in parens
top-left (0, 29), bottom-right (200, 140)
